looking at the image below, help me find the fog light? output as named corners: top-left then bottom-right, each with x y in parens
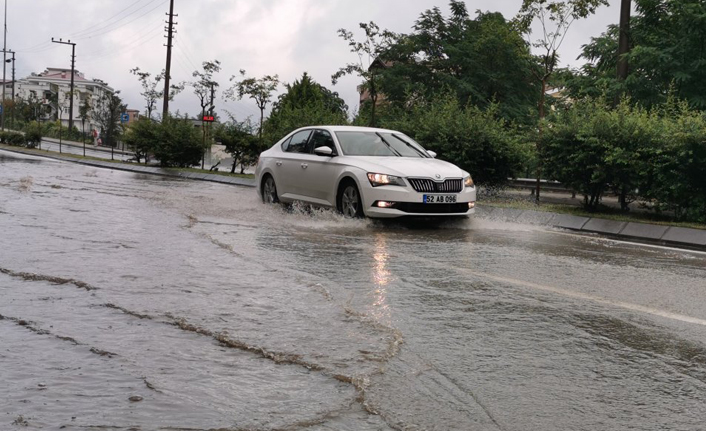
top-left (468, 202), bottom-right (475, 209)
top-left (376, 201), bottom-right (394, 208)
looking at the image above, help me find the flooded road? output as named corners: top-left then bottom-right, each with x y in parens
top-left (2, 150), bottom-right (706, 430)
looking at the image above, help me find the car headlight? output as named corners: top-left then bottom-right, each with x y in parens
top-left (464, 175), bottom-right (474, 188)
top-left (367, 173), bottom-right (406, 187)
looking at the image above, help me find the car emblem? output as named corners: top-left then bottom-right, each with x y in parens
top-left (435, 174), bottom-right (441, 179)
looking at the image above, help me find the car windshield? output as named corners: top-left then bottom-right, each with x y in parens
top-left (335, 131), bottom-right (429, 157)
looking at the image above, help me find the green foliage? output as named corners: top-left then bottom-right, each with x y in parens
top-left (226, 69), bottom-right (279, 140)
top-left (131, 67), bottom-right (184, 119)
top-left (543, 97), bottom-right (706, 221)
top-left (153, 115), bottom-right (206, 167)
top-left (380, 4), bottom-right (539, 122)
top-left (332, 21), bottom-right (393, 127)
top-left (122, 118), bottom-right (159, 163)
top-left (380, 93), bottom-right (528, 185)
top-left (214, 118), bottom-right (261, 174)
top-left (24, 124), bottom-right (42, 149)
top-left (94, 91), bottom-right (126, 148)
top-left (263, 72), bottom-right (349, 143)
top-left (0, 130), bottom-right (26, 147)
top-left (566, 0), bottom-right (706, 109)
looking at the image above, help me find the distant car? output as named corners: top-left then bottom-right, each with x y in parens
top-left (255, 126), bottom-right (476, 218)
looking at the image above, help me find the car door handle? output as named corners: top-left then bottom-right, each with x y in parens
top-left (301, 163), bottom-right (308, 169)
top-left (276, 161), bottom-right (282, 166)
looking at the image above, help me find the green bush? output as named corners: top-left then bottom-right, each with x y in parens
top-left (24, 125), bottom-right (42, 149)
top-left (123, 118), bottom-right (159, 163)
top-left (154, 116), bottom-right (207, 167)
top-left (380, 93), bottom-right (528, 186)
top-left (543, 96), bottom-right (706, 222)
top-left (0, 130), bottom-right (26, 147)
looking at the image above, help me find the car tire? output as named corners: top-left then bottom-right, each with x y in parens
top-left (339, 182), bottom-right (364, 218)
top-left (262, 175), bottom-right (279, 204)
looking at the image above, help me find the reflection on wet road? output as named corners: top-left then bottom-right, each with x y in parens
top-left (2, 150), bottom-right (706, 430)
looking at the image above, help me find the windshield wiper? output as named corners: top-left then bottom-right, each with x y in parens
top-left (391, 134), bottom-right (428, 157)
top-left (375, 132), bottom-right (403, 157)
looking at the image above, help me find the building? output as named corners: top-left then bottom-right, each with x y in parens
top-left (14, 67), bottom-right (115, 134)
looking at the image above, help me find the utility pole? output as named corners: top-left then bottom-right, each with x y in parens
top-left (1, 48), bottom-right (13, 129)
top-left (8, 49), bottom-right (13, 128)
top-left (52, 38), bottom-right (76, 132)
top-left (617, 0), bottom-right (631, 82)
top-left (162, 0), bottom-right (177, 120)
top-left (2, 0), bottom-right (8, 131)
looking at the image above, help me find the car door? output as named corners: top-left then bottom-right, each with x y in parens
top-left (303, 129), bottom-right (341, 206)
top-left (275, 129), bottom-right (313, 199)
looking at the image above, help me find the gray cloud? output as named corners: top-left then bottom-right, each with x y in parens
top-left (6, 0), bottom-right (620, 122)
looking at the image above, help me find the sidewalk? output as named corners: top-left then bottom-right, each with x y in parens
top-left (2, 145), bottom-right (704, 251)
top-left (0, 145), bottom-right (255, 188)
top-left (41, 137), bottom-right (132, 156)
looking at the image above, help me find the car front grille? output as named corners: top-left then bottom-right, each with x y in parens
top-left (394, 203), bottom-right (470, 214)
top-left (408, 178), bottom-right (463, 193)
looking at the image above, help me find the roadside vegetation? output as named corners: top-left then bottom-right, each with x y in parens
top-left (1, 0), bottom-right (704, 225)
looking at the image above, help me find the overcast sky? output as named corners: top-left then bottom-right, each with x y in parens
top-left (6, 0), bottom-right (620, 120)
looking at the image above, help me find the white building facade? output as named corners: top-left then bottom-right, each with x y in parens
top-left (14, 67), bottom-right (114, 134)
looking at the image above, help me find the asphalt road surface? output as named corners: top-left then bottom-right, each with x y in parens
top-left (2, 150), bottom-right (706, 430)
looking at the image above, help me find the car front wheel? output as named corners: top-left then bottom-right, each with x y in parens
top-left (339, 183), bottom-right (363, 218)
top-left (262, 175), bottom-right (279, 204)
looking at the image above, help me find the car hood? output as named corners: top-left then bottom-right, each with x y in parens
top-left (340, 156), bottom-right (467, 180)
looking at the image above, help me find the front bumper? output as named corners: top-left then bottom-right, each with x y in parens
top-left (362, 184), bottom-right (477, 218)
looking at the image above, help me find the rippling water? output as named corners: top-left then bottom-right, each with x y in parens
top-left (2, 151), bottom-right (706, 430)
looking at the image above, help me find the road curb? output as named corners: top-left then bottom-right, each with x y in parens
top-left (476, 206), bottom-right (706, 251)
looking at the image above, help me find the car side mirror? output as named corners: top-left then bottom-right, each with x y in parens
top-left (314, 146), bottom-right (334, 157)
top-left (426, 150), bottom-right (437, 158)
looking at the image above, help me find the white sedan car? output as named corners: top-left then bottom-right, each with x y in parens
top-left (255, 126), bottom-right (476, 218)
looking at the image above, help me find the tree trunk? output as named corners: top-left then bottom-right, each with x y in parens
top-left (535, 78), bottom-right (547, 203)
top-left (231, 159), bottom-right (237, 174)
top-left (259, 108), bottom-right (264, 143)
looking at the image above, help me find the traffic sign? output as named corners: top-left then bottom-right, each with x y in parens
top-left (0, 105), bottom-right (3, 114)
top-left (202, 115), bottom-right (215, 122)
top-left (120, 113), bottom-right (129, 123)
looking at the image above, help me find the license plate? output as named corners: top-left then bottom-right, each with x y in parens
top-left (423, 194), bottom-right (457, 204)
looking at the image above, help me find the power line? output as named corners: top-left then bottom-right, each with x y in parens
top-left (79, 20), bottom-right (163, 57)
top-left (80, 25), bottom-right (164, 64)
top-left (15, 0), bottom-right (147, 51)
top-left (73, 0), bottom-right (168, 41)
top-left (67, 0), bottom-right (145, 39)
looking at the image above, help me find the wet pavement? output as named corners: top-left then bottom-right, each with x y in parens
top-left (2, 150), bottom-right (706, 430)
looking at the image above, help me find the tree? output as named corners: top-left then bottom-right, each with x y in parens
top-left (378, 3), bottom-right (539, 122)
top-left (78, 96), bottom-right (92, 143)
top-left (214, 116), bottom-right (260, 174)
top-left (565, 0), bottom-right (706, 110)
top-left (227, 70), bottom-right (279, 142)
top-left (332, 22), bottom-right (393, 127)
top-left (152, 115), bottom-right (206, 167)
top-left (94, 91), bottom-right (126, 156)
top-left (263, 72), bottom-right (348, 142)
top-left (514, 0), bottom-right (609, 201)
top-left (122, 118), bottom-right (157, 164)
top-left (190, 60), bottom-right (221, 121)
top-left (130, 67), bottom-right (184, 119)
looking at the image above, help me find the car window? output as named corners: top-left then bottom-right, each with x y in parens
top-left (335, 131), bottom-right (428, 157)
top-left (285, 130), bottom-right (312, 153)
top-left (280, 136), bottom-right (293, 151)
top-left (309, 129), bottom-right (336, 154)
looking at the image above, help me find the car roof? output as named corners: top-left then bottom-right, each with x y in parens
top-left (293, 125), bottom-right (400, 134)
